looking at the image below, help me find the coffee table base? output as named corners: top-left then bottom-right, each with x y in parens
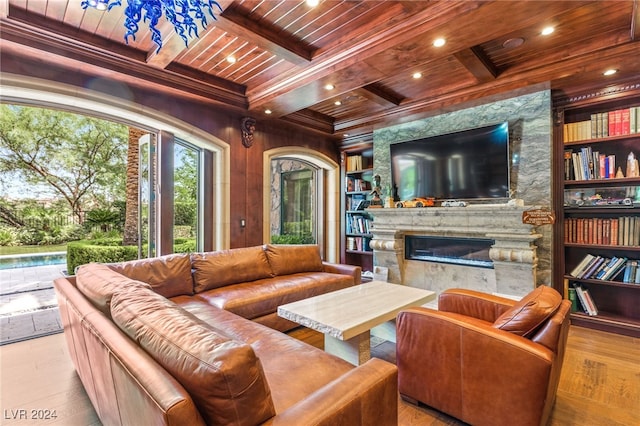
top-left (325, 332), bottom-right (371, 366)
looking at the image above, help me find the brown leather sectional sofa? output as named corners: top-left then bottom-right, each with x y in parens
top-left (53, 244), bottom-right (399, 426)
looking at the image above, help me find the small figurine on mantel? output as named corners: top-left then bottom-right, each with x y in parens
top-left (369, 174), bottom-right (383, 208)
top-left (626, 152), bottom-right (639, 178)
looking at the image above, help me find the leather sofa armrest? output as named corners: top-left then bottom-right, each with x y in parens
top-left (322, 262), bottom-right (362, 285)
top-left (438, 288), bottom-right (516, 322)
top-left (265, 358), bottom-right (397, 426)
top-left (397, 307), bottom-right (554, 426)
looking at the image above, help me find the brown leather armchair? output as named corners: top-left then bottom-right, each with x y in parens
top-left (396, 286), bottom-right (571, 426)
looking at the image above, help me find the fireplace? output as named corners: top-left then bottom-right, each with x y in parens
top-left (367, 204), bottom-right (542, 297)
top-left (405, 236), bottom-right (494, 268)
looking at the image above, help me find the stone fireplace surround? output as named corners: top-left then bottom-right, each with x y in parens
top-left (368, 204), bottom-right (542, 298)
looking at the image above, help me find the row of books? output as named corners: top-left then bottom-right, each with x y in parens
top-left (569, 254), bottom-right (640, 283)
top-left (345, 155), bottom-right (368, 172)
top-left (346, 213), bottom-right (371, 235)
top-left (564, 216), bottom-right (640, 247)
top-left (347, 194), bottom-right (369, 211)
top-left (346, 177), bottom-right (370, 192)
top-left (563, 148), bottom-right (619, 181)
top-left (568, 284), bottom-right (598, 316)
top-left (346, 236), bottom-right (371, 252)
top-left (563, 106), bottom-right (640, 142)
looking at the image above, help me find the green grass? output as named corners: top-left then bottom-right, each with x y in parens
top-left (0, 244), bottom-right (67, 256)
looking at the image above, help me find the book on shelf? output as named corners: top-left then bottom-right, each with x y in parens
top-left (599, 256), bottom-right (628, 281)
top-left (564, 106), bottom-right (640, 142)
top-left (579, 256), bottom-right (606, 279)
top-left (565, 217), bottom-right (638, 247)
top-left (346, 155), bottom-right (363, 172)
top-left (622, 260), bottom-right (638, 283)
top-left (567, 286), bottom-right (579, 312)
top-left (573, 284), bottom-right (598, 316)
top-left (569, 254), bottom-right (595, 277)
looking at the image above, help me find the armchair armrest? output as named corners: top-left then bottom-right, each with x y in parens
top-left (396, 307), bottom-right (553, 426)
top-left (438, 288), bottom-right (516, 322)
top-left (322, 262), bottom-right (362, 285)
top-left (266, 358), bottom-right (397, 426)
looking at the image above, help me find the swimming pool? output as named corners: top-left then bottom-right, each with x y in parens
top-left (0, 252), bottom-right (67, 270)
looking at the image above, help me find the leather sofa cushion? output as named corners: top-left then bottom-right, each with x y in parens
top-left (107, 253), bottom-right (194, 298)
top-left (194, 272), bottom-right (355, 320)
top-left (492, 285), bottom-right (562, 337)
top-left (264, 244), bottom-right (323, 276)
top-left (191, 246), bottom-right (274, 293)
top-left (171, 297), bottom-right (355, 414)
top-left (76, 263), bottom-right (151, 315)
top-left (111, 285), bottom-right (276, 426)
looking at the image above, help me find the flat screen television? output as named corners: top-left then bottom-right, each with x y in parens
top-left (390, 122), bottom-right (510, 201)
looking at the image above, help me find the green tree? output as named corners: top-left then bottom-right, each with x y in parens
top-left (0, 105), bottom-right (128, 223)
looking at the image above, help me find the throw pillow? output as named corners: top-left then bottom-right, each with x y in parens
top-left (191, 245), bottom-right (273, 292)
top-left (108, 253), bottom-right (194, 298)
top-left (492, 285), bottom-right (561, 337)
top-left (264, 244), bottom-right (323, 276)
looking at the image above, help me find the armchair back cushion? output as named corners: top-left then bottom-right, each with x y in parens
top-left (191, 246), bottom-right (273, 292)
top-left (111, 285), bottom-right (276, 426)
top-left (107, 253), bottom-right (194, 298)
top-left (264, 244), bottom-right (323, 276)
top-left (492, 285), bottom-right (562, 337)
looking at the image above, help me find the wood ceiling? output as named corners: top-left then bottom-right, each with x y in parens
top-left (1, 1), bottom-right (639, 145)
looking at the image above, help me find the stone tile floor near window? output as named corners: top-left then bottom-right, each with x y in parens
top-left (0, 265), bottom-right (65, 345)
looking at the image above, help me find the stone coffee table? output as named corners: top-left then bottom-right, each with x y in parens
top-left (278, 280), bottom-right (435, 365)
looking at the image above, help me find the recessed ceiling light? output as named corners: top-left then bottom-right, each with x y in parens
top-left (226, 55), bottom-right (236, 64)
top-left (324, 84), bottom-right (335, 90)
top-left (306, 0), bottom-right (320, 7)
top-left (433, 38), bottom-right (446, 47)
top-left (334, 100), bottom-right (342, 106)
top-left (603, 69), bottom-right (618, 76)
top-left (343, 133), bottom-right (349, 137)
top-left (412, 72), bottom-right (422, 79)
top-left (264, 109), bottom-right (272, 114)
top-left (541, 26), bottom-right (555, 36)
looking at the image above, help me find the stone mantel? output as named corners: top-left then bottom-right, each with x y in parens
top-left (367, 204), bottom-right (543, 297)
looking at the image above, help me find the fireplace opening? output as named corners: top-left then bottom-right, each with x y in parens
top-left (405, 235), bottom-right (494, 268)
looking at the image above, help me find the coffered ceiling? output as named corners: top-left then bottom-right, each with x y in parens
top-left (1, 1), bottom-right (639, 144)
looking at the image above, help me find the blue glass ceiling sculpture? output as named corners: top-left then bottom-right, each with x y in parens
top-left (81, 0), bottom-right (223, 52)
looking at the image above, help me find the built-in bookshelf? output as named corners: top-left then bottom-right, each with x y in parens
top-left (341, 146), bottom-right (374, 274)
top-left (554, 82), bottom-right (640, 337)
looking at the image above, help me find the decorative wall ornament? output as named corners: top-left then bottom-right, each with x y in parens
top-left (241, 117), bottom-right (257, 148)
top-left (81, 0), bottom-right (223, 52)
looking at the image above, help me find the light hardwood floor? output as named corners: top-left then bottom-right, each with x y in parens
top-left (0, 325), bottom-right (638, 425)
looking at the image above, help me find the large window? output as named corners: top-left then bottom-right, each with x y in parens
top-left (173, 141), bottom-right (201, 252)
top-left (270, 159), bottom-right (319, 245)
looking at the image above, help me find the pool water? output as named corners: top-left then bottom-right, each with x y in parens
top-left (0, 252), bottom-right (67, 270)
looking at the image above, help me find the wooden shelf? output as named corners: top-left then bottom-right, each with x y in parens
top-left (342, 149), bottom-right (374, 272)
top-left (554, 87), bottom-right (640, 338)
top-left (563, 133), bottom-right (639, 146)
top-left (565, 176), bottom-right (640, 187)
top-left (569, 311), bottom-right (640, 338)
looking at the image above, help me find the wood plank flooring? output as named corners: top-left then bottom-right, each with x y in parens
top-left (0, 325), bottom-right (638, 425)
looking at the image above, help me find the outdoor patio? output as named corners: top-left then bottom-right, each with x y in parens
top-left (0, 264), bottom-right (65, 345)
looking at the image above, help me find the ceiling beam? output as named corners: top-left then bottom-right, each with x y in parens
top-left (454, 46), bottom-right (498, 83)
top-left (246, 1), bottom-right (482, 112)
top-left (362, 83), bottom-right (403, 107)
top-left (334, 42), bottom-right (640, 134)
top-left (216, 5), bottom-right (313, 65)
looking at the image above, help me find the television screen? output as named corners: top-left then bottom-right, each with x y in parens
top-left (390, 122), bottom-right (510, 200)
